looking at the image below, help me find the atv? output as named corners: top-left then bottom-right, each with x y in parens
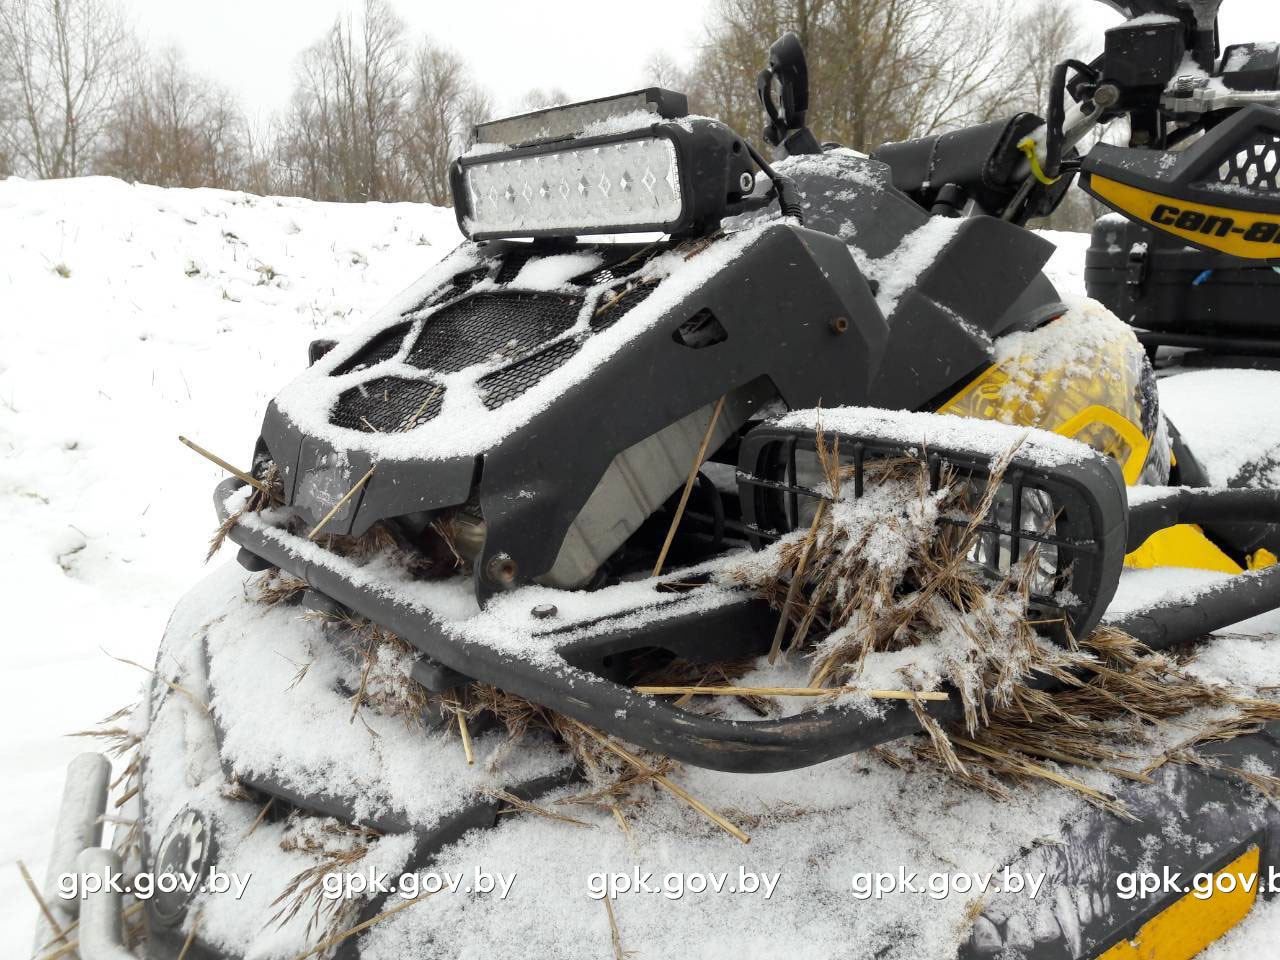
top-left (34, 0), bottom-right (1280, 958)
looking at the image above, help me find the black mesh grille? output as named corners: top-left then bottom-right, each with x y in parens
top-left (573, 251), bottom-right (652, 287)
top-left (1215, 134), bottom-right (1280, 191)
top-left (590, 282), bottom-right (658, 331)
top-left (432, 267), bottom-right (487, 304)
top-left (331, 376), bottom-right (445, 433)
top-left (333, 323), bottom-right (410, 375)
top-left (495, 247), bottom-right (537, 284)
top-left (398, 265), bottom-right (491, 319)
top-left (406, 293), bottom-right (583, 374)
top-left (479, 338), bottom-right (582, 409)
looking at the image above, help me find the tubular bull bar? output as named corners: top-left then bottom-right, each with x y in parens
top-left (32, 753), bottom-right (138, 960)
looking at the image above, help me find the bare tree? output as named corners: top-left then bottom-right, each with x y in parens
top-left (401, 39), bottom-right (489, 205)
top-left (98, 47), bottom-right (248, 189)
top-left (0, 0), bottom-right (129, 178)
top-left (274, 0), bottom-right (406, 201)
top-left (238, 115), bottom-right (277, 196)
top-left (1005, 0), bottom-right (1085, 115)
top-left (686, 0), bottom-right (1020, 153)
top-left (642, 50), bottom-right (687, 89)
top-left (0, 82), bottom-right (13, 175)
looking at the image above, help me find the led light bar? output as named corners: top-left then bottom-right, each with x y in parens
top-left (463, 136), bottom-right (682, 237)
top-left (473, 88), bottom-right (688, 148)
top-left (451, 118), bottom-right (755, 240)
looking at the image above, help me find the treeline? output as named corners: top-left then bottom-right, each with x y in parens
top-left (0, 0), bottom-right (1097, 226)
top-left (0, 0), bottom-right (486, 202)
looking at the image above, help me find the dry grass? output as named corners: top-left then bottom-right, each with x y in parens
top-left (604, 897), bottom-right (634, 959)
top-left (256, 570), bottom-right (307, 607)
top-left (231, 431), bottom-right (1278, 824)
top-left (469, 684), bottom-right (705, 829)
top-left (486, 788), bottom-right (591, 827)
top-left (311, 516), bottom-right (467, 582)
top-left (734, 429), bottom-right (1280, 815)
top-left (271, 814), bottom-right (379, 940)
top-left (208, 463), bottom-right (282, 560)
top-left (638, 656), bottom-right (770, 715)
top-left (307, 610), bottom-right (433, 729)
top-left (470, 683), bottom-right (618, 775)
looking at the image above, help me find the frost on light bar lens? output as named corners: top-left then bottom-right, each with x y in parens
top-left (462, 137), bottom-right (684, 238)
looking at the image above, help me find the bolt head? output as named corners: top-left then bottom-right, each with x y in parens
top-left (486, 552), bottom-right (518, 587)
top-left (1093, 83), bottom-right (1121, 108)
top-left (739, 171), bottom-right (755, 193)
top-left (531, 603), bottom-right (558, 620)
top-left (829, 316), bottom-right (850, 335)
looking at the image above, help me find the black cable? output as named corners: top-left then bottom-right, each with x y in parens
top-left (744, 140), bottom-right (805, 223)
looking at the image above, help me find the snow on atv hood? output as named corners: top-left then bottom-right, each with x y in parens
top-left (148, 562), bottom-right (1280, 960)
top-left (270, 224), bottom-right (767, 462)
top-left (157, 564), bottom-right (573, 830)
top-left (149, 564), bottom-right (1096, 960)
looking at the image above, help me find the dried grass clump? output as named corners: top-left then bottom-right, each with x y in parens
top-left (736, 429), bottom-right (1280, 815)
top-left (208, 463), bottom-right (283, 560)
top-left (308, 611), bottom-right (433, 728)
top-left (271, 814), bottom-right (379, 939)
top-left (317, 520), bottom-right (454, 580)
top-left (256, 570), bottom-right (307, 607)
top-left (735, 432), bottom-right (1039, 734)
top-left (470, 683), bottom-right (617, 773)
top-left (633, 656), bottom-right (770, 715)
top-left (470, 684), bottom-right (680, 821)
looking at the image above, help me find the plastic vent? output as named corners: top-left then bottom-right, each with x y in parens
top-left (429, 267), bottom-right (487, 305)
top-left (330, 376), bottom-right (445, 433)
top-left (1215, 133), bottom-right (1280, 191)
top-left (406, 293), bottom-right (583, 374)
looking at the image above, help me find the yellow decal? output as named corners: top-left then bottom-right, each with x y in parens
top-left (1097, 846), bottom-right (1260, 960)
top-left (1089, 175), bottom-right (1280, 259)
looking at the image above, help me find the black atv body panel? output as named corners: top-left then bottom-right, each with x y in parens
top-left (254, 153), bottom-right (1066, 605)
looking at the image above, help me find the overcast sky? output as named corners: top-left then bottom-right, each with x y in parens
top-left (121, 0), bottom-right (1280, 123)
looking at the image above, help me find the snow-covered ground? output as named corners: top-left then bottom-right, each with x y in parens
top-left (0, 176), bottom-right (461, 954)
top-left (1, 181), bottom-right (1278, 958)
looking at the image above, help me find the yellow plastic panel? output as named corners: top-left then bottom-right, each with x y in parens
top-left (1125, 525), bottom-right (1243, 574)
top-left (937, 323), bottom-right (1152, 484)
top-left (1096, 846), bottom-right (1259, 960)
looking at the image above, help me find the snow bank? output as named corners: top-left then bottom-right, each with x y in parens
top-left (0, 175), bottom-right (459, 952)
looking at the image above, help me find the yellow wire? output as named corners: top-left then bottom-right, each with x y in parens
top-left (1018, 136), bottom-right (1061, 186)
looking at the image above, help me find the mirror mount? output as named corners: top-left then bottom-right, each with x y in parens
top-left (757, 32), bottom-right (822, 157)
